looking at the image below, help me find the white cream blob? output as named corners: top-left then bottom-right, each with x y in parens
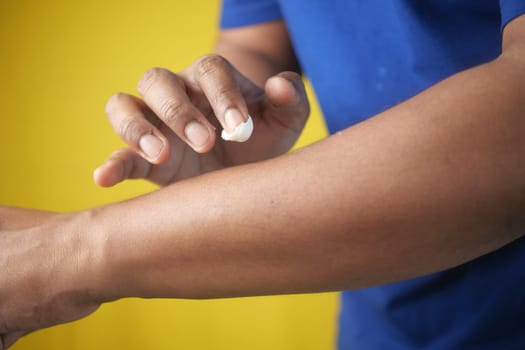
top-left (221, 115), bottom-right (254, 142)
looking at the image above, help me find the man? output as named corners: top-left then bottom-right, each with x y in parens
top-left (1, 0), bottom-right (525, 349)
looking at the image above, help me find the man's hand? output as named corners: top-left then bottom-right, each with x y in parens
top-left (93, 55), bottom-right (309, 187)
top-left (0, 208), bottom-right (101, 349)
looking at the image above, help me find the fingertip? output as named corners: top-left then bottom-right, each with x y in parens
top-left (221, 114), bottom-right (253, 142)
top-left (138, 133), bottom-right (172, 165)
top-left (265, 76), bottom-right (298, 106)
top-left (93, 164), bottom-right (121, 188)
top-left (93, 166), bottom-right (103, 185)
top-left (263, 73), bottom-right (310, 131)
top-left (193, 133), bottom-right (216, 153)
top-left (93, 167), bottom-right (112, 188)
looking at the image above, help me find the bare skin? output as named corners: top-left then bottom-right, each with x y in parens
top-left (2, 16), bottom-right (525, 349)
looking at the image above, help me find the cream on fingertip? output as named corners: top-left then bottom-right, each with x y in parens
top-left (221, 115), bottom-right (254, 142)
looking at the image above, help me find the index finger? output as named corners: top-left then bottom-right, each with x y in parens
top-left (137, 67), bottom-right (217, 153)
top-left (185, 55), bottom-right (262, 142)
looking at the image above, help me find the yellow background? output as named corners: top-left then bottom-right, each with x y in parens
top-left (0, 0), bottom-right (337, 349)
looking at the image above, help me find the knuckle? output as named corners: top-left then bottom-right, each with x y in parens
top-left (111, 148), bottom-right (128, 158)
top-left (211, 84), bottom-right (238, 106)
top-left (195, 54), bottom-right (229, 80)
top-left (158, 98), bottom-right (186, 125)
top-left (137, 67), bottom-right (166, 94)
top-left (108, 148), bottom-right (129, 162)
top-left (119, 116), bottom-right (146, 144)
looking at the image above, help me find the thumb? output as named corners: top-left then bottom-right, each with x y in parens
top-left (263, 71), bottom-right (310, 133)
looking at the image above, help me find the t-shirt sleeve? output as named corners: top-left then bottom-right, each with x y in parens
top-left (500, 0), bottom-right (525, 29)
top-left (220, 0), bottom-right (282, 29)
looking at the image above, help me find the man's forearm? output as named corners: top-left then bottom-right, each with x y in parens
top-left (214, 21), bottom-right (301, 87)
top-left (83, 43), bottom-right (525, 302)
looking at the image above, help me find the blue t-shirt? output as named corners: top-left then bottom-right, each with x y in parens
top-left (221, 1), bottom-right (525, 349)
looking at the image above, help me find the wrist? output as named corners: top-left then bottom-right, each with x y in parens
top-left (60, 208), bottom-right (116, 304)
top-left (79, 204), bottom-right (146, 302)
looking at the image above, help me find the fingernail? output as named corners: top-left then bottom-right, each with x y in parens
top-left (224, 108), bottom-right (245, 132)
top-left (185, 121), bottom-right (210, 147)
top-left (139, 134), bottom-right (163, 158)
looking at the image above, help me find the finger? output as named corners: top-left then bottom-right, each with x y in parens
top-left (93, 148), bottom-right (152, 187)
top-left (105, 93), bottom-right (170, 164)
top-left (263, 71), bottom-right (310, 134)
top-left (137, 68), bottom-right (216, 153)
top-left (187, 55), bottom-right (262, 140)
top-left (3, 331), bottom-right (26, 349)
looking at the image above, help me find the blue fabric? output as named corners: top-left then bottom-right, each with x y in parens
top-left (220, 0), bottom-right (281, 29)
top-left (221, 1), bottom-right (525, 349)
top-left (501, 0), bottom-right (525, 29)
